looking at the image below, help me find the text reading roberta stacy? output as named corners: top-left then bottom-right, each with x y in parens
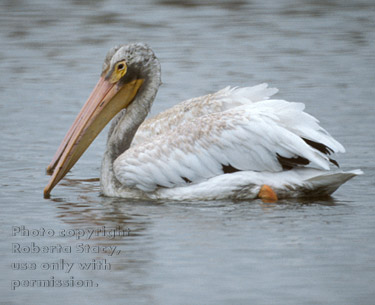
top-left (10, 225), bottom-right (131, 291)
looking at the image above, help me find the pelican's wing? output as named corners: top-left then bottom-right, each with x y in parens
top-left (131, 84), bottom-right (278, 146)
top-left (113, 99), bottom-right (344, 192)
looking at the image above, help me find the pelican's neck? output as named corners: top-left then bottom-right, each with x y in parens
top-left (101, 61), bottom-right (161, 194)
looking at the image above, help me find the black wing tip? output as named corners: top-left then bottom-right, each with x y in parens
top-left (276, 153), bottom-right (310, 170)
top-left (302, 137), bottom-right (334, 155)
top-left (181, 176), bottom-right (192, 183)
top-left (222, 164), bottom-right (241, 174)
top-left (302, 137), bottom-right (340, 167)
top-left (329, 158), bottom-right (340, 168)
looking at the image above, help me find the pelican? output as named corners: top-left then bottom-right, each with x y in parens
top-left (44, 43), bottom-right (361, 201)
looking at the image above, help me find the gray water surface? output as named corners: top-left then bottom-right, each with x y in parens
top-left (1, 0), bottom-right (375, 304)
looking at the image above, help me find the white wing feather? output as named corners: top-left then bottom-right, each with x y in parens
top-left (131, 83), bottom-right (278, 147)
top-left (114, 87), bottom-right (344, 192)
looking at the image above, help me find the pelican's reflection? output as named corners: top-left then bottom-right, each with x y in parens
top-left (47, 176), bottom-right (163, 300)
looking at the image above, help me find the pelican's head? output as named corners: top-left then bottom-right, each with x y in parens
top-left (44, 43), bottom-right (160, 197)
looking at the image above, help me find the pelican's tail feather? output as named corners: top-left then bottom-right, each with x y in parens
top-left (298, 169), bottom-right (363, 198)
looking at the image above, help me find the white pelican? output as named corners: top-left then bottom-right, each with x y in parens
top-left (44, 43), bottom-right (361, 201)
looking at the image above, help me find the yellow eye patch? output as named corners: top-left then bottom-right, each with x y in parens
top-left (109, 60), bottom-right (127, 83)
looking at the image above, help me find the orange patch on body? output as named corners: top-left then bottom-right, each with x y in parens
top-left (258, 184), bottom-right (278, 203)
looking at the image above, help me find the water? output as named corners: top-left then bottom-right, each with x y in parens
top-left (1, 0), bottom-right (374, 304)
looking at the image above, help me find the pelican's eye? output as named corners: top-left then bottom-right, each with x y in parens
top-left (117, 63), bottom-right (125, 71)
top-left (110, 60), bottom-right (127, 83)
